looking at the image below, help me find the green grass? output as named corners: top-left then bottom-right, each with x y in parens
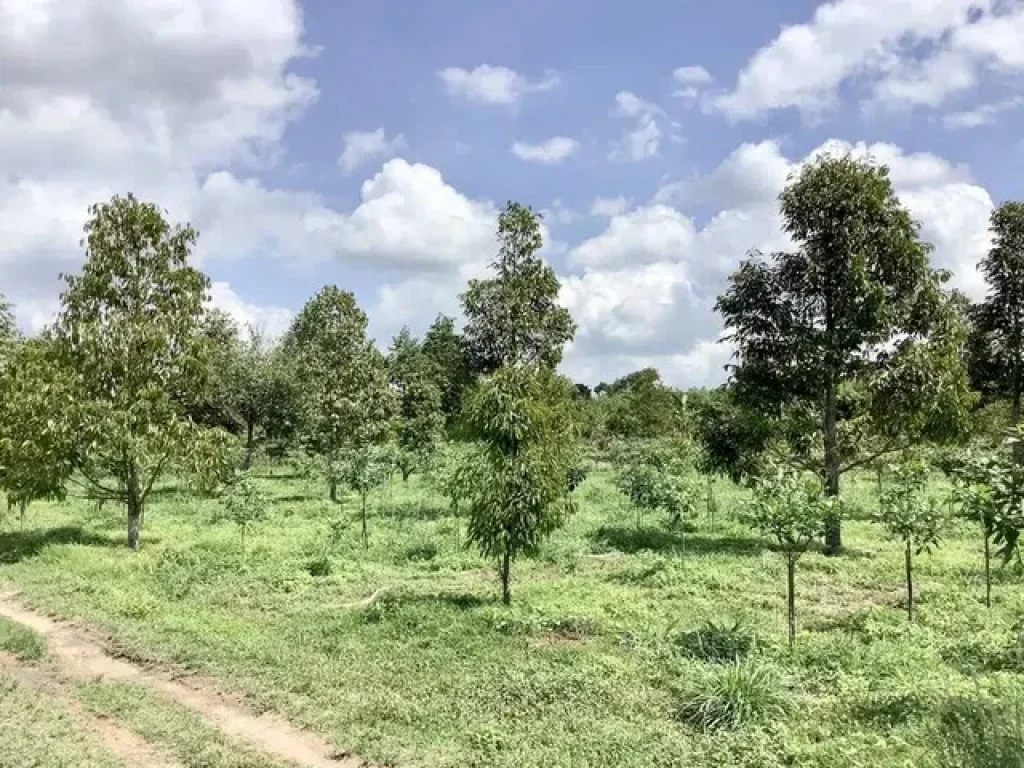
top-left (0, 616), bottom-right (45, 662)
top-left (1, 466), bottom-right (1022, 767)
top-left (74, 680), bottom-right (297, 768)
top-left (0, 674), bottom-right (125, 768)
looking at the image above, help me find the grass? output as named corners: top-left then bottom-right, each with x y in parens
top-left (0, 674), bottom-right (125, 768)
top-left (74, 680), bottom-right (297, 768)
top-left (0, 616), bottom-right (44, 662)
top-left (0, 465), bottom-right (1022, 766)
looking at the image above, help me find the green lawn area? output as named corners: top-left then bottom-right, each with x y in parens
top-left (2, 466), bottom-right (1023, 767)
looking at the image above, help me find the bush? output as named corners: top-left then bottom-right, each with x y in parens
top-left (673, 620), bottom-right (754, 663)
top-left (676, 662), bottom-right (786, 731)
top-left (306, 554), bottom-right (332, 577)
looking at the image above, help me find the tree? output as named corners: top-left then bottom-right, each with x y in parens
top-left (430, 444), bottom-right (478, 548)
top-left (743, 466), bottom-right (834, 646)
top-left (599, 368), bottom-right (686, 440)
top-left (464, 365), bottom-right (578, 604)
top-left (462, 202), bottom-right (575, 373)
top-left (389, 328), bottom-right (445, 481)
top-left (879, 460), bottom-right (946, 622)
top-left (341, 444), bottom-right (393, 549)
top-left (970, 203), bottom-right (1024, 423)
top-left (0, 294), bottom-right (16, 364)
top-left (952, 450), bottom-right (1000, 608)
top-left (615, 442), bottom-right (698, 537)
top-left (218, 472), bottom-right (269, 553)
top-left (0, 337), bottom-right (78, 519)
top-left (717, 154), bottom-right (971, 553)
top-left (53, 195), bottom-right (212, 549)
top-left (422, 314), bottom-right (473, 426)
top-left (286, 287), bottom-right (394, 502)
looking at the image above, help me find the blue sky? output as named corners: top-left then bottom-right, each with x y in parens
top-left (2, 0), bottom-right (1022, 386)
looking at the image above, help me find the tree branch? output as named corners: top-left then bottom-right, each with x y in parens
top-left (840, 440), bottom-right (908, 474)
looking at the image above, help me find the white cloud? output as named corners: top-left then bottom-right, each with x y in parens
top-left (338, 128), bottom-right (406, 173)
top-left (562, 136), bottom-right (995, 387)
top-left (715, 0), bottom-right (1002, 119)
top-left (511, 136), bottom-right (579, 164)
top-left (943, 96), bottom-right (1024, 129)
top-left (590, 196), bottom-right (632, 217)
top-left (610, 91), bottom-right (665, 161)
top-left (208, 281), bottom-right (294, 340)
top-left (438, 64), bottom-right (560, 106)
top-left (673, 65), bottom-right (713, 85)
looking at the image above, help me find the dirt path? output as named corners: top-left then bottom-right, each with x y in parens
top-left (0, 651), bottom-right (183, 768)
top-left (0, 592), bottom-right (368, 768)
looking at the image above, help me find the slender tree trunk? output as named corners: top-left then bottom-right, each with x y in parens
top-left (823, 378), bottom-right (842, 555)
top-left (329, 478), bottom-right (339, 504)
top-left (361, 491), bottom-right (368, 549)
top-left (905, 541), bottom-right (914, 623)
top-left (500, 546), bottom-right (512, 605)
top-left (984, 529), bottom-right (992, 609)
top-left (786, 557), bottom-right (797, 648)
top-left (453, 500), bottom-right (460, 550)
top-left (18, 499), bottom-right (26, 526)
top-left (126, 463), bottom-right (143, 551)
top-left (243, 419), bottom-right (255, 470)
top-left (876, 466), bottom-right (884, 513)
top-left (707, 477), bottom-right (715, 533)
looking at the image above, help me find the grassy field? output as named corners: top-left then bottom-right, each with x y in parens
top-left (2, 465), bottom-right (1023, 767)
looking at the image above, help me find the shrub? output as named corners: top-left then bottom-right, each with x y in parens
top-left (673, 620), bottom-right (754, 663)
top-left (306, 554), bottom-right (332, 577)
top-left (676, 662), bottom-right (786, 731)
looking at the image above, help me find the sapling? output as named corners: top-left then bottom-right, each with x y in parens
top-left (743, 466), bottom-right (834, 647)
top-left (879, 461), bottom-right (946, 622)
top-left (952, 451), bottom-right (1000, 608)
top-left (342, 444), bottom-right (392, 549)
top-left (430, 445), bottom-right (477, 549)
top-left (219, 473), bottom-right (268, 554)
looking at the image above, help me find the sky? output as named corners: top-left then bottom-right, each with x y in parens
top-left (1, 0), bottom-right (1022, 388)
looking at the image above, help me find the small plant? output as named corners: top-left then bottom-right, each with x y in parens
top-left (674, 620), bottom-right (754, 663)
top-left (676, 662), bottom-right (786, 731)
top-left (616, 446), bottom-right (699, 542)
top-left (306, 554), bottom-right (332, 577)
top-left (430, 445), bottom-right (477, 549)
top-left (341, 444), bottom-right (393, 549)
top-left (218, 472), bottom-right (268, 553)
top-left (879, 460), bottom-right (946, 623)
top-left (742, 465), bottom-right (835, 646)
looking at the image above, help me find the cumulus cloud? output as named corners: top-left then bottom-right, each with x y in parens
top-left (438, 64), bottom-right (560, 106)
top-left (338, 129), bottom-right (406, 173)
top-left (673, 65), bottom-right (713, 85)
top-left (610, 91), bottom-right (665, 161)
top-left (208, 281), bottom-right (294, 340)
top-left (511, 136), bottom-right (579, 164)
top-left (561, 137), bottom-right (994, 387)
top-left (590, 196), bottom-right (632, 218)
top-left (715, 0), bottom-right (1024, 119)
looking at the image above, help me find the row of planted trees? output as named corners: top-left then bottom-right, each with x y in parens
top-left (3, 151), bottom-right (1024, 610)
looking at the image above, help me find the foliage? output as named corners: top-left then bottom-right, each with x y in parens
top-left (743, 465), bottom-right (835, 644)
top-left (286, 286), bottom-right (395, 501)
top-left (674, 620), bottom-right (755, 663)
top-left (217, 472), bottom-right (269, 550)
top-left (464, 364), bottom-right (579, 603)
top-left (341, 443), bottom-right (394, 548)
top-left (183, 428), bottom-right (239, 498)
top-left (676, 662), bottom-right (786, 732)
top-left (596, 368), bottom-right (686, 440)
top-left (0, 338), bottom-right (78, 511)
top-left (389, 328), bottom-right (445, 480)
top-left (615, 441), bottom-right (698, 531)
top-left (879, 460), bottom-right (947, 621)
top-left (422, 314), bottom-right (474, 427)
top-left (462, 202), bottom-right (575, 373)
top-left (690, 386), bottom-right (775, 482)
top-left (968, 202), bottom-right (1024, 421)
top-left (717, 153), bottom-right (973, 552)
top-left (429, 443), bottom-right (479, 547)
top-left (52, 194), bottom-right (213, 549)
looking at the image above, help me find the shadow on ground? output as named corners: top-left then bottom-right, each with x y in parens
top-left (590, 524), bottom-right (762, 556)
top-left (0, 526), bottom-right (128, 564)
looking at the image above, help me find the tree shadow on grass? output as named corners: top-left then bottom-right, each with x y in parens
top-left (0, 526), bottom-right (127, 564)
top-left (384, 591), bottom-right (490, 611)
top-left (384, 500), bottom-right (450, 522)
top-left (590, 524), bottom-right (762, 557)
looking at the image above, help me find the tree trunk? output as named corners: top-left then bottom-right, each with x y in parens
top-left (126, 464), bottom-right (143, 551)
top-left (500, 546), bottom-right (512, 605)
top-left (905, 541), bottom-right (914, 623)
top-left (18, 499), bottom-right (26, 526)
top-left (401, 465), bottom-right (411, 482)
top-left (787, 557), bottom-right (797, 648)
top-left (984, 530), bottom-right (992, 609)
top-left (823, 378), bottom-right (842, 555)
top-left (453, 501), bottom-right (460, 550)
top-left (361, 491), bottom-right (369, 549)
top-left (243, 419), bottom-right (255, 470)
top-left (329, 478), bottom-right (339, 504)
top-left (707, 477), bottom-right (715, 533)
top-left (876, 466), bottom-right (884, 513)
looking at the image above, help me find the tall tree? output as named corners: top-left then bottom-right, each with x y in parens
top-left (462, 202), bottom-right (575, 373)
top-left (717, 154), bottom-right (971, 553)
top-left (422, 314), bottom-right (473, 425)
top-left (970, 202), bottom-right (1024, 423)
top-left (388, 328), bottom-right (444, 481)
top-left (53, 195), bottom-right (212, 549)
top-left (287, 286), bottom-right (394, 502)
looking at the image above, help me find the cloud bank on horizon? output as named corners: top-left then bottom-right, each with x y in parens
top-left (1, 0), bottom-right (1021, 388)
